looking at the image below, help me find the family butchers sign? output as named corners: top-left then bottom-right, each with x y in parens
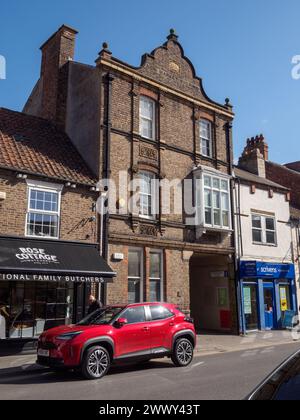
top-left (0, 273), bottom-right (106, 283)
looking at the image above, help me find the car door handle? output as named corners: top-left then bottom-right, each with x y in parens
top-left (143, 326), bottom-right (150, 331)
top-left (169, 322), bottom-right (174, 326)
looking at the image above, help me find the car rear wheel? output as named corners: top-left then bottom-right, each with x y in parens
top-left (81, 346), bottom-right (110, 380)
top-left (171, 338), bottom-right (193, 367)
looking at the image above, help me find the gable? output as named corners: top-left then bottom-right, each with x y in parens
top-left (137, 31), bottom-right (213, 102)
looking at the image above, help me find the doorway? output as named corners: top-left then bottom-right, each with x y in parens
top-left (243, 284), bottom-right (259, 331)
top-left (263, 283), bottom-right (276, 330)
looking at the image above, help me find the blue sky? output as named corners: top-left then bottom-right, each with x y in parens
top-left (0, 0), bottom-right (300, 163)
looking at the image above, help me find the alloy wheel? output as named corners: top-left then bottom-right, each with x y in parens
top-left (176, 340), bottom-right (193, 365)
top-left (87, 349), bottom-right (109, 378)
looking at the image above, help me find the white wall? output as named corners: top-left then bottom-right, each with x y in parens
top-left (234, 183), bottom-right (292, 264)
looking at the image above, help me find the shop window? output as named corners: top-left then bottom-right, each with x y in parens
top-left (0, 281), bottom-right (74, 340)
top-left (26, 181), bottom-right (62, 239)
top-left (128, 249), bottom-right (143, 304)
top-left (252, 214), bottom-right (277, 245)
top-left (202, 174), bottom-right (230, 229)
top-left (200, 120), bottom-right (213, 158)
top-left (149, 251), bottom-right (163, 302)
top-left (140, 96), bottom-right (156, 140)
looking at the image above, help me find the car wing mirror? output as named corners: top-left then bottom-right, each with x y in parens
top-left (115, 317), bottom-right (128, 328)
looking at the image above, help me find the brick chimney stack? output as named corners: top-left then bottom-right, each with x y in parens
top-left (238, 134), bottom-right (269, 178)
top-left (39, 25), bottom-right (78, 123)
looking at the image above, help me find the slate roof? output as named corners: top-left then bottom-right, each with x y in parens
top-left (234, 167), bottom-right (289, 191)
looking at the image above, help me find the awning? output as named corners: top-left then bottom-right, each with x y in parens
top-left (0, 237), bottom-right (116, 283)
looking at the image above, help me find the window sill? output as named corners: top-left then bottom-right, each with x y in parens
top-left (139, 215), bottom-right (156, 222)
top-left (252, 242), bottom-right (278, 247)
top-left (25, 234), bottom-right (60, 241)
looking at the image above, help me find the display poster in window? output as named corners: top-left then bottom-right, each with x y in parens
top-left (243, 287), bottom-right (252, 315)
top-left (280, 287), bottom-right (288, 312)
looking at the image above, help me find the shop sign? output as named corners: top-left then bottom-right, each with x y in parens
top-left (0, 273), bottom-right (106, 283)
top-left (240, 261), bottom-right (295, 280)
top-left (15, 247), bottom-right (59, 265)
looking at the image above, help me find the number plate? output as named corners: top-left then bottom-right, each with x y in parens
top-left (38, 349), bottom-right (49, 357)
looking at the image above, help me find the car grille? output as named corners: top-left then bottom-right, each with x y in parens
top-left (39, 341), bottom-right (57, 350)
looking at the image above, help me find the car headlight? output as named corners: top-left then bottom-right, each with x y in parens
top-left (56, 331), bottom-right (83, 341)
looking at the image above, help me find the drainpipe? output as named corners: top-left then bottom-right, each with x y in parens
top-left (101, 72), bottom-right (114, 305)
top-left (226, 121), bottom-right (243, 336)
top-left (236, 176), bottom-right (246, 335)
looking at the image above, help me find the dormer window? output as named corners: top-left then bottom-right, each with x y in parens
top-left (200, 120), bottom-right (213, 158)
top-left (140, 96), bottom-right (156, 140)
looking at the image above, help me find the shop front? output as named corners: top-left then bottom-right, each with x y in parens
top-left (0, 236), bottom-right (115, 352)
top-left (239, 261), bottom-right (297, 332)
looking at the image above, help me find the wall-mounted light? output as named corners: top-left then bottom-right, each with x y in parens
top-left (71, 184), bottom-right (77, 189)
top-left (16, 173), bottom-right (27, 179)
top-left (65, 182), bottom-right (71, 187)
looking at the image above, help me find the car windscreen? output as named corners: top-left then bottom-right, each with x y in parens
top-left (77, 307), bottom-right (124, 326)
top-left (249, 350), bottom-right (300, 400)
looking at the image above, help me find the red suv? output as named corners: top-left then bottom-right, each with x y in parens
top-left (37, 303), bottom-right (196, 380)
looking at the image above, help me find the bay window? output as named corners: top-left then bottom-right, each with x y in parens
top-left (203, 174), bottom-right (230, 229)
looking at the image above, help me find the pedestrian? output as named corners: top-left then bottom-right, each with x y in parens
top-left (87, 294), bottom-right (103, 315)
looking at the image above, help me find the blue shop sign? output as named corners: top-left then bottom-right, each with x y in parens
top-left (240, 261), bottom-right (295, 279)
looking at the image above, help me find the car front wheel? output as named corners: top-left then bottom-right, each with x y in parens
top-left (171, 338), bottom-right (193, 367)
top-left (81, 346), bottom-right (111, 380)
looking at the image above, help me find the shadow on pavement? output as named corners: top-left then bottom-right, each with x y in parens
top-left (0, 359), bottom-right (174, 385)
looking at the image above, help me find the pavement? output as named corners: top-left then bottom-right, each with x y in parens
top-left (195, 329), bottom-right (300, 355)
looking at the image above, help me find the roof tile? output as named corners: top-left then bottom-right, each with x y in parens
top-left (0, 108), bottom-right (97, 186)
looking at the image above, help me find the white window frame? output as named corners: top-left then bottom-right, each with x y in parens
top-left (200, 119), bottom-right (213, 158)
top-left (139, 96), bottom-right (156, 140)
top-left (128, 248), bottom-right (144, 304)
top-left (251, 213), bottom-right (277, 246)
top-left (139, 171), bottom-right (157, 220)
top-left (202, 174), bottom-right (231, 229)
top-left (149, 249), bottom-right (164, 302)
top-left (25, 180), bottom-right (63, 240)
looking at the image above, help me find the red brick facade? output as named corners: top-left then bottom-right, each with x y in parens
top-left (23, 28), bottom-right (238, 332)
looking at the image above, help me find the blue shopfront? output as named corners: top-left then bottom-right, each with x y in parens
top-left (239, 261), bottom-right (297, 332)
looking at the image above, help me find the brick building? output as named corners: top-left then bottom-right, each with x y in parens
top-left (23, 25), bottom-right (237, 332)
top-left (0, 107), bottom-right (114, 351)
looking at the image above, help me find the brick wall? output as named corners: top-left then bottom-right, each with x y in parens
top-left (0, 170), bottom-right (98, 242)
top-left (266, 161), bottom-right (300, 209)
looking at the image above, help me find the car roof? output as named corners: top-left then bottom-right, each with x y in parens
top-left (126, 302), bottom-right (176, 308)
